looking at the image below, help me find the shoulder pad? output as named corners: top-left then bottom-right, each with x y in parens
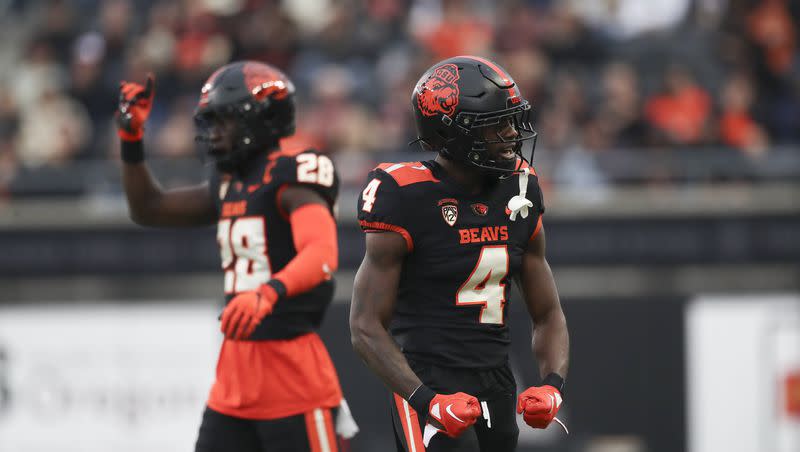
top-left (357, 165), bottom-right (417, 251)
top-left (263, 147), bottom-right (339, 206)
top-left (374, 161), bottom-right (439, 187)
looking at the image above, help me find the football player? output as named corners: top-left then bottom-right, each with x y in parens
top-left (350, 56), bottom-right (569, 451)
top-left (117, 61), bottom-right (356, 452)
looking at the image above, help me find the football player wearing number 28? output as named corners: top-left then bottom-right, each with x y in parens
top-left (116, 61), bottom-right (357, 452)
top-left (351, 56), bottom-right (570, 452)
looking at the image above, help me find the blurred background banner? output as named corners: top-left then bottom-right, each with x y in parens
top-left (0, 302), bottom-right (220, 452)
top-left (686, 295), bottom-right (800, 452)
top-left (0, 0), bottom-right (798, 451)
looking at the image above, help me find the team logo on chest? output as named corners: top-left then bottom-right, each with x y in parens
top-left (471, 203), bottom-right (489, 216)
top-left (438, 198), bottom-right (459, 227)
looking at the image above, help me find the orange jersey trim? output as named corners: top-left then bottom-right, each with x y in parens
top-left (394, 393), bottom-right (426, 451)
top-left (262, 154), bottom-right (282, 184)
top-left (530, 215), bottom-right (543, 241)
top-left (376, 162), bottom-right (439, 187)
top-left (513, 158), bottom-right (537, 175)
top-left (207, 333), bottom-right (342, 420)
top-left (359, 220), bottom-right (414, 252)
top-left (275, 142), bottom-right (312, 158)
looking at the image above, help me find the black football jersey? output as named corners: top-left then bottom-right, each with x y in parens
top-left (209, 147), bottom-right (339, 340)
top-left (357, 160), bottom-right (544, 368)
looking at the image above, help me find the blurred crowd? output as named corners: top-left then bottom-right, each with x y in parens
top-left (0, 0), bottom-right (798, 196)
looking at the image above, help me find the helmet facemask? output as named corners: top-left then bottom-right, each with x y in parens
top-left (195, 97), bottom-right (293, 173)
top-left (442, 101), bottom-right (538, 177)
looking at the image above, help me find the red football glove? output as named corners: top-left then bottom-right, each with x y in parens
top-left (427, 392), bottom-right (481, 438)
top-left (517, 385), bottom-right (563, 429)
top-left (117, 74), bottom-right (155, 141)
top-left (219, 285), bottom-right (278, 340)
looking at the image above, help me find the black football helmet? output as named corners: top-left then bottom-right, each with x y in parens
top-left (194, 61), bottom-right (296, 172)
top-left (411, 56), bottom-right (537, 175)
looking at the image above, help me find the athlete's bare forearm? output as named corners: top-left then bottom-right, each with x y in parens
top-left (350, 233), bottom-right (422, 398)
top-left (531, 297), bottom-right (569, 378)
top-left (349, 313), bottom-right (422, 399)
top-left (120, 142), bottom-right (216, 227)
top-left (520, 228), bottom-right (570, 379)
top-left (122, 161), bottom-right (163, 222)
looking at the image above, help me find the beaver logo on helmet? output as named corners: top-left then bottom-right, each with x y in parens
top-left (416, 63), bottom-right (460, 117)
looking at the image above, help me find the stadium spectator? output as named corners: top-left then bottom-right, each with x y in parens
top-left (644, 65), bottom-right (712, 146)
top-left (718, 73), bottom-right (769, 158)
top-left (600, 61), bottom-right (648, 148)
top-left (0, 0), bottom-right (796, 188)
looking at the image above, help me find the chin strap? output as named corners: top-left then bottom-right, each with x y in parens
top-left (507, 167), bottom-right (533, 221)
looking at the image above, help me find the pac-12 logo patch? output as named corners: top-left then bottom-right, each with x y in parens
top-left (441, 205), bottom-right (458, 226)
top-left (471, 203), bottom-right (489, 216)
top-left (438, 198), bottom-right (459, 227)
top-left (416, 63), bottom-right (460, 117)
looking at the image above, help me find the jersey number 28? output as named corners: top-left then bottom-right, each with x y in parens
top-left (457, 245), bottom-right (509, 325)
top-left (297, 153), bottom-right (334, 187)
top-left (217, 217), bottom-right (272, 294)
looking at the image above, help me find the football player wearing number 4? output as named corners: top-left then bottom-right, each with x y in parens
top-left (350, 56), bottom-right (569, 452)
top-left (116, 61), bottom-right (357, 452)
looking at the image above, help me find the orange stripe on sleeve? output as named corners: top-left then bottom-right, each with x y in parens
top-left (359, 220), bottom-right (414, 252)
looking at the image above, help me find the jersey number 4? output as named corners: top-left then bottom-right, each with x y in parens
top-left (457, 245), bottom-right (509, 324)
top-left (361, 178), bottom-right (381, 212)
top-left (217, 217), bottom-right (272, 294)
